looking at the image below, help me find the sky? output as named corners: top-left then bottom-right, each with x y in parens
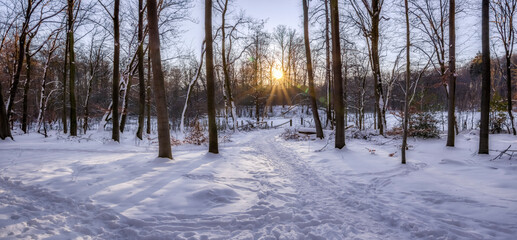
top-left (181, 0), bottom-right (302, 54)
top-left (179, 0), bottom-right (482, 67)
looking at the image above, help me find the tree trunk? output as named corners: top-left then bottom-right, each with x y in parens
top-left (0, 82), bottom-right (11, 139)
top-left (37, 44), bottom-right (55, 133)
top-left (447, 0), bottom-right (456, 147)
top-left (120, 74), bottom-right (133, 133)
top-left (303, 0), bottom-right (324, 139)
top-left (68, 0), bottom-right (77, 136)
top-left (402, 0), bottom-right (410, 164)
top-left (372, 0), bottom-right (385, 136)
top-left (330, 0), bottom-right (345, 149)
top-left (22, 40), bottom-right (32, 133)
top-left (220, 0), bottom-right (236, 130)
top-left (147, 48), bottom-right (152, 135)
top-left (325, 0), bottom-right (333, 130)
top-left (147, 0), bottom-right (172, 158)
top-left (206, 0), bottom-right (218, 153)
top-left (62, 25), bottom-right (68, 134)
top-left (112, 0), bottom-right (120, 141)
top-left (479, 0), bottom-right (490, 154)
top-left (137, 0), bottom-right (145, 139)
top-left (507, 55), bottom-right (516, 135)
top-left (83, 59), bottom-right (95, 134)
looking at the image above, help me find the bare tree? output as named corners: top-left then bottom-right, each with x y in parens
top-left (402, 0), bottom-right (410, 164)
top-left (68, 0), bottom-right (78, 136)
top-left (147, 0), bottom-right (172, 158)
top-left (491, 0), bottom-right (516, 135)
top-left (36, 32), bottom-right (61, 134)
top-left (206, 0), bottom-right (219, 153)
top-left (83, 31), bottom-right (105, 134)
top-left (112, 0), bottom-right (120, 141)
top-left (137, 0), bottom-right (146, 139)
top-left (331, 0), bottom-right (345, 148)
top-left (446, 0), bottom-right (456, 146)
top-left (479, 0), bottom-right (490, 154)
top-left (351, 0), bottom-right (387, 135)
top-left (303, 0), bottom-right (324, 139)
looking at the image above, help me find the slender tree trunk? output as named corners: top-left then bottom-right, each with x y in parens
top-left (447, 0), bottom-right (456, 147)
top-left (0, 82), bottom-right (11, 139)
top-left (112, 0), bottom-right (120, 141)
top-left (68, 0), bottom-right (77, 136)
top-left (402, 0), bottom-right (410, 164)
top-left (147, 0), bottom-right (172, 158)
top-left (83, 74), bottom-right (94, 134)
top-left (206, 0), bottom-right (218, 153)
top-left (62, 25), bottom-right (68, 134)
top-left (137, 0), bottom-right (145, 139)
top-left (325, 0), bottom-right (333, 130)
top-left (120, 74), bottom-right (132, 133)
top-left (479, 0), bottom-right (490, 154)
top-left (37, 46), bottom-right (55, 133)
top-left (372, 0), bottom-right (385, 136)
top-left (220, 0), bottom-right (236, 130)
top-left (330, 0), bottom-right (345, 149)
top-left (506, 55), bottom-right (516, 135)
top-left (146, 49), bottom-right (151, 134)
top-left (22, 40), bottom-right (32, 133)
top-left (303, 0), bottom-right (324, 139)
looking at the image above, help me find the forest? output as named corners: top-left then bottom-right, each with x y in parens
top-left (0, 0), bottom-right (516, 239)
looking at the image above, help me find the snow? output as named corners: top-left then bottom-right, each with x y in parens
top-left (1, 118), bottom-right (517, 239)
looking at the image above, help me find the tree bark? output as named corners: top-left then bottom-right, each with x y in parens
top-left (68, 0), bottom-right (77, 136)
top-left (137, 0), bottom-right (146, 140)
top-left (22, 39), bottom-right (32, 133)
top-left (147, 48), bottom-right (152, 135)
top-left (507, 55), bottom-right (516, 135)
top-left (325, 0), bottom-right (333, 130)
top-left (303, 0), bottom-right (324, 139)
top-left (372, 0), bottom-right (386, 136)
top-left (112, 0), bottom-right (120, 141)
top-left (402, 0), bottom-right (410, 164)
top-left (62, 24), bottom-right (68, 134)
top-left (0, 82), bottom-right (11, 139)
top-left (330, 0), bottom-right (345, 149)
top-left (447, 0), bottom-right (456, 147)
top-left (147, 0), bottom-right (172, 158)
top-left (479, 0), bottom-right (490, 154)
top-left (206, 0), bottom-right (219, 153)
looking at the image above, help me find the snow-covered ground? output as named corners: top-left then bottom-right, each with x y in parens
top-left (1, 121), bottom-right (517, 239)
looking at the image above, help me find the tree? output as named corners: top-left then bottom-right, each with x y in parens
top-left (303, 0), bottom-right (324, 139)
top-left (6, 0), bottom-right (35, 122)
top-left (479, 0), bottom-right (490, 154)
top-left (147, 0), bottom-right (172, 158)
top-left (491, 0), bottom-right (517, 135)
top-left (112, 0), bottom-right (120, 141)
top-left (68, 0), bottom-right (78, 136)
top-left (325, 0), bottom-right (332, 129)
top-left (137, 0), bottom-right (146, 140)
top-left (206, 0), bottom-right (219, 153)
top-left (402, 0), bottom-right (410, 164)
top-left (330, 0), bottom-right (345, 149)
top-left (351, 0), bottom-right (387, 135)
top-left (446, 0), bottom-right (456, 146)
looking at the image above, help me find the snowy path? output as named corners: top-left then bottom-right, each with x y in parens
top-left (1, 130), bottom-right (517, 239)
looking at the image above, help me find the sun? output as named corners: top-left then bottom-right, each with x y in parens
top-left (272, 67), bottom-right (284, 81)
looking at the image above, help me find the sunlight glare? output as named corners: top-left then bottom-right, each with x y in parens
top-left (272, 67), bottom-right (283, 80)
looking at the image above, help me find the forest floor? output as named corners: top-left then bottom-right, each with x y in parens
top-left (1, 125), bottom-right (517, 239)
